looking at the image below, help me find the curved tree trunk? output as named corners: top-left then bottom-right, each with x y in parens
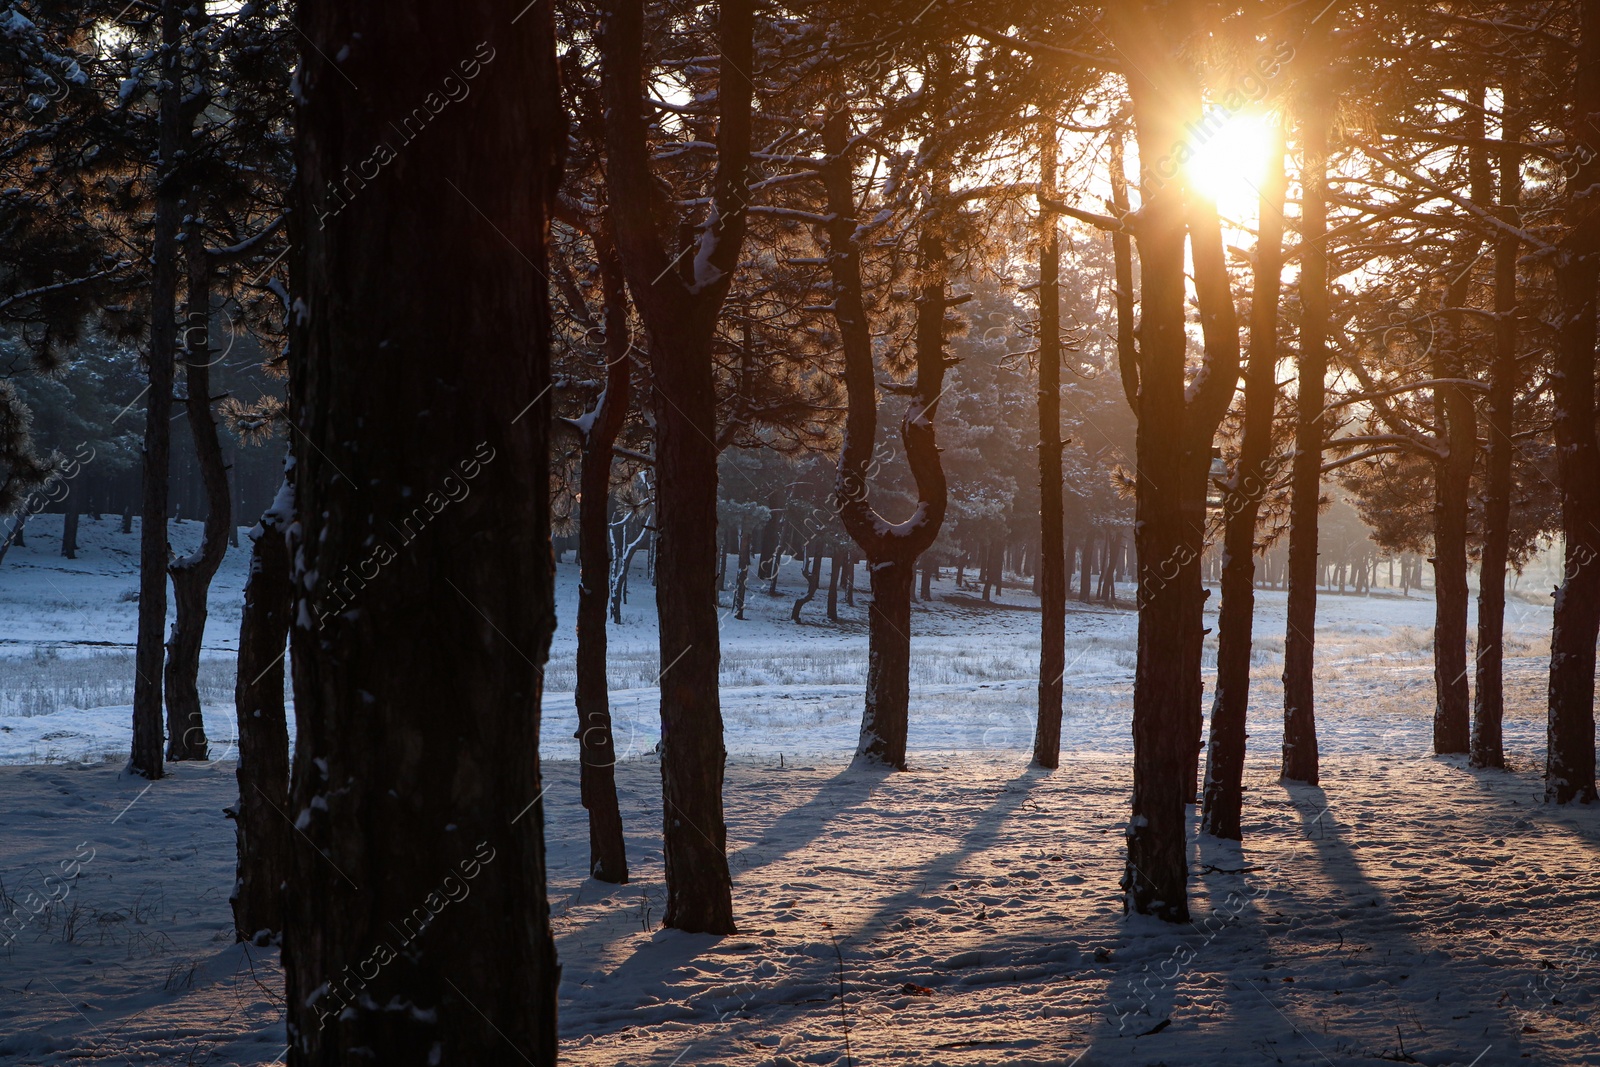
top-left (1203, 125), bottom-right (1286, 840)
top-left (573, 240), bottom-right (632, 885)
top-left (231, 462), bottom-right (293, 943)
top-left (1281, 77), bottom-right (1331, 786)
top-left (166, 244), bottom-right (229, 762)
top-left (1035, 121), bottom-right (1066, 769)
top-left (821, 105), bottom-right (950, 771)
top-left (282, 0), bottom-right (562, 1060)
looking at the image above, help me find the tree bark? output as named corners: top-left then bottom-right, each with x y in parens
top-left (1203, 123), bottom-right (1286, 840)
top-left (282, 1), bottom-right (562, 1061)
top-left (130, 0), bottom-right (184, 782)
top-left (1281, 76), bottom-right (1331, 786)
top-left (166, 242), bottom-right (229, 762)
top-left (231, 462), bottom-right (293, 943)
top-left (601, 0), bottom-right (753, 933)
top-left (1473, 82), bottom-right (1523, 771)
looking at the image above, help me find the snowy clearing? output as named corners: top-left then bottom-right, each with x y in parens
top-left (2, 515), bottom-right (1595, 1065)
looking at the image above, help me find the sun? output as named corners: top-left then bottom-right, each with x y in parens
top-left (1185, 112), bottom-right (1277, 222)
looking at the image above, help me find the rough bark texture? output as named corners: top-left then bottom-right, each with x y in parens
top-left (166, 243), bottom-right (229, 761)
top-left (573, 240), bottom-right (632, 885)
top-left (283, 2), bottom-right (562, 1062)
top-left (1546, 2), bottom-right (1600, 805)
top-left (1034, 123), bottom-right (1066, 771)
top-left (1282, 78), bottom-right (1330, 786)
top-left (1203, 125), bottom-right (1285, 840)
top-left (130, 0), bottom-right (183, 781)
top-left (1473, 82), bottom-right (1522, 771)
top-left (601, 0), bottom-right (753, 932)
top-left (823, 106), bottom-right (950, 771)
top-left (231, 466), bottom-right (293, 943)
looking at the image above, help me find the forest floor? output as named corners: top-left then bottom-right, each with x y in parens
top-left (1, 515), bottom-right (1594, 1065)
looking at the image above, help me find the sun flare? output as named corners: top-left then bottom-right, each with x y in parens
top-left (1185, 112), bottom-right (1277, 221)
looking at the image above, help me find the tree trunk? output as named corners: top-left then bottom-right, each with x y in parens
top-left (61, 508), bottom-right (79, 559)
top-left (734, 525), bottom-right (750, 621)
top-left (791, 548), bottom-right (822, 622)
top-left (601, 0), bottom-right (753, 933)
top-left (821, 105), bottom-right (950, 771)
top-left (1035, 122), bottom-right (1066, 769)
top-left (573, 239), bottom-right (632, 885)
top-left (1119, 63), bottom-right (1195, 925)
top-left (282, 1), bottom-right (562, 1061)
top-left (826, 549), bottom-right (842, 621)
top-left (130, 0), bottom-right (184, 782)
top-left (1281, 77), bottom-right (1330, 786)
top-left (231, 463), bottom-right (293, 944)
top-left (1079, 528), bottom-right (1094, 604)
top-left (861, 560), bottom-right (914, 768)
top-left (122, 507), bottom-right (132, 535)
top-left (1431, 89), bottom-right (1490, 758)
top-left (166, 243), bottom-right (230, 762)
top-left (1203, 124), bottom-right (1285, 840)
top-left (1548, 3), bottom-right (1600, 802)
top-left (1473, 82), bottom-right (1522, 771)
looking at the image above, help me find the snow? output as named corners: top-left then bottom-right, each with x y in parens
top-left (2, 514), bottom-right (1596, 1064)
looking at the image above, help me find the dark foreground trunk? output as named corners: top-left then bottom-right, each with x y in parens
top-left (283, 2), bottom-right (562, 1062)
top-left (166, 245), bottom-right (229, 762)
top-left (1547, 12), bottom-right (1600, 804)
top-left (231, 468), bottom-right (293, 943)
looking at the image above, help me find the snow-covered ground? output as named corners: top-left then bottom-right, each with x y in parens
top-left (2, 514), bottom-right (1594, 1065)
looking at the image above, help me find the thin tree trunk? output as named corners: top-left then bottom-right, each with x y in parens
top-left (1079, 528), bottom-right (1094, 604)
top-left (1431, 88), bottom-right (1489, 757)
top-left (573, 238), bottom-right (632, 885)
top-left (282, 1), bottom-right (562, 1059)
top-left (61, 508), bottom-right (78, 559)
top-left (231, 462), bottom-right (293, 943)
top-left (1204, 123), bottom-right (1286, 840)
top-left (792, 548), bottom-right (822, 621)
top-left (826, 549), bottom-right (842, 621)
top-left (166, 242), bottom-right (229, 762)
top-left (1035, 122), bottom-right (1066, 768)
top-left (734, 525), bottom-right (750, 621)
top-left (1473, 82), bottom-right (1522, 771)
top-left (130, 0), bottom-right (184, 781)
top-left (1281, 77), bottom-right (1330, 786)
